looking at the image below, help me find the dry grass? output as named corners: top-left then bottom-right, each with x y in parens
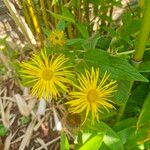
top-left (0, 73), bottom-right (75, 149)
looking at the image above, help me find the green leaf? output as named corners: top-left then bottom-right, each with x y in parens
top-left (101, 122), bottom-right (124, 150)
top-left (113, 118), bottom-right (137, 145)
top-left (83, 49), bottom-right (148, 82)
top-left (82, 34), bottom-right (100, 50)
top-left (139, 61), bottom-right (150, 72)
top-left (61, 6), bottom-right (75, 23)
top-left (66, 38), bottom-right (84, 46)
top-left (113, 117), bottom-right (137, 132)
top-left (76, 23), bottom-right (89, 38)
top-left (128, 83), bottom-right (149, 107)
top-left (117, 127), bottom-right (135, 145)
top-left (83, 121), bottom-right (124, 150)
top-left (113, 80), bottom-right (131, 104)
top-left (60, 132), bottom-right (70, 150)
top-left (0, 36), bottom-right (8, 45)
top-left (96, 36), bottom-right (111, 50)
top-left (19, 116), bottom-right (31, 125)
top-left (118, 125), bottom-right (149, 150)
top-left (59, 49), bottom-right (76, 62)
top-left (42, 27), bottom-right (50, 37)
top-left (79, 134), bottom-right (103, 150)
top-left (48, 10), bottom-right (75, 23)
top-left (137, 91), bottom-right (150, 129)
top-left (56, 20), bottom-right (66, 30)
top-left (0, 124), bottom-right (8, 137)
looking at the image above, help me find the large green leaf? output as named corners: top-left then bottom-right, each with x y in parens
top-left (56, 20), bottom-right (66, 30)
top-left (136, 91), bottom-right (150, 129)
top-left (61, 6), bottom-right (75, 23)
top-left (126, 83), bottom-right (149, 115)
top-left (113, 118), bottom-right (137, 145)
top-left (84, 121), bottom-right (124, 150)
top-left (82, 34), bottom-right (100, 50)
top-left (118, 127), bottom-right (135, 145)
top-left (118, 125), bottom-right (150, 150)
top-left (101, 122), bottom-right (124, 150)
top-left (113, 117), bottom-right (137, 132)
top-left (83, 49), bottom-right (148, 82)
top-left (76, 23), bottom-right (89, 38)
top-left (113, 80), bottom-right (131, 104)
top-left (79, 134), bottom-right (103, 150)
top-left (60, 132), bottom-right (70, 150)
top-left (66, 38), bottom-right (84, 46)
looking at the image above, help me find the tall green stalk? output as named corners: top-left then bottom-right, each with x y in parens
top-left (26, 0), bottom-right (42, 37)
top-left (132, 0), bottom-right (150, 63)
top-left (117, 1), bottom-right (150, 122)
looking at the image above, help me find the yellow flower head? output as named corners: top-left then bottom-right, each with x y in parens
top-left (50, 30), bottom-right (66, 47)
top-left (20, 50), bottom-right (73, 100)
top-left (66, 67), bottom-right (117, 123)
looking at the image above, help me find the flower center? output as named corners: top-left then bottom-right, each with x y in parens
top-left (87, 89), bottom-right (99, 103)
top-left (55, 36), bottom-right (59, 40)
top-left (42, 69), bottom-right (53, 80)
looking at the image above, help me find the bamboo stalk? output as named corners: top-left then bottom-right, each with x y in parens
top-left (63, 0), bottom-right (74, 38)
top-left (84, 0), bottom-right (89, 23)
top-left (53, 4), bottom-right (59, 27)
top-left (3, 0), bottom-right (36, 48)
top-left (18, 0), bottom-right (35, 33)
top-left (47, 0), bottom-right (54, 29)
top-left (40, 0), bottom-right (49, 29)
top-left (132, 0), bottom-right (150, 63)
top-left (116, 1), bottom-right (150, 122)
top-left (26, 0), bottom-right (42, 37)
top-left (67, 25), bottom-right (74, 38)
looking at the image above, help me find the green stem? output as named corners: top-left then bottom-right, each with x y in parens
top-left (133, 0), bottom-right (150, 62)
top-left (116, 81), bottom-right (133, 122)
top-left (116, 1), bottom-right (150, 122)
top-left (115, 50), bottom-right (135, 56)
top-left (26, 0), bottom-right (42, 37)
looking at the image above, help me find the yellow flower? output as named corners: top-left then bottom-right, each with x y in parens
top-left (66, 68), bottom-right (117, 123)
top-left (50, 30), bottom-right (66, 47)
top-left (20, 50), bottom-right (73, 100)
